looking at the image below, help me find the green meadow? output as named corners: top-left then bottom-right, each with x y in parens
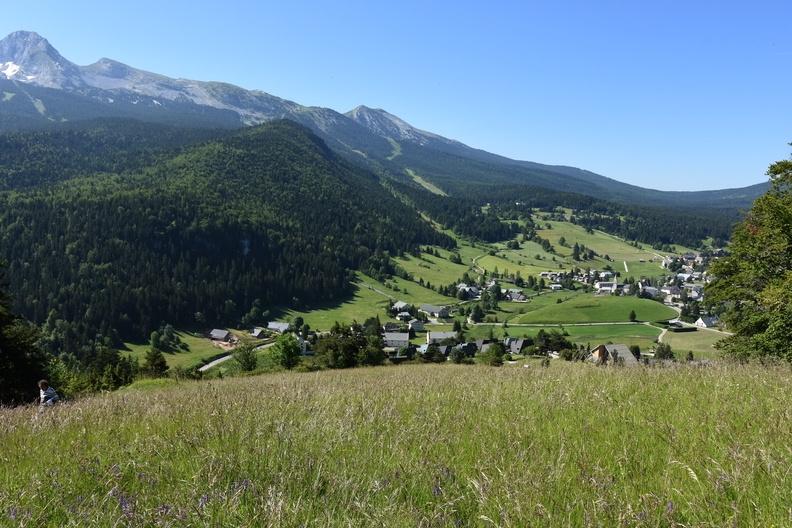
top-left (511, 294), bottom-right (677, 324)
top-left (123, 330), bottom-right (226, 369)
top-left (3, 363), bottom-right (791, 526)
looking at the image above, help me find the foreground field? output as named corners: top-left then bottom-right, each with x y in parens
top-left (2, 364), bottom-right (791, 526)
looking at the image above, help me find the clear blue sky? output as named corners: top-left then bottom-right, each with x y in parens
top-left (2, 0), bottom-right (790, 190)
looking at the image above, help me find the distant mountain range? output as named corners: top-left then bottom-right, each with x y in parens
top-left (0, 30), bottom-right (768, 208)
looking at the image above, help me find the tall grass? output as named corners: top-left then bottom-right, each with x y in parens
top-left (2, 363), bottom-right (791, 526)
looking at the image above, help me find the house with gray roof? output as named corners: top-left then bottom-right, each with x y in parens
top-left (209, 329), bottom-right (230, 341)
top-left (383, 332), bottom-right (410, 349)
top-left (427, 331), bottom-right (457, 344)
top-left (590, 344), bottom-right (638, 366)
top-left (420, 304), bottom-right (449, 318)
top-left (267, 321), bottom-right (290, 333)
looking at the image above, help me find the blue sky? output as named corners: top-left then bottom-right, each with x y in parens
top-left (2, 0), bottom-right (790, 190)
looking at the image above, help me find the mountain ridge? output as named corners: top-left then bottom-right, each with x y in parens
top-left (0, 30), bottom-right (769, 206)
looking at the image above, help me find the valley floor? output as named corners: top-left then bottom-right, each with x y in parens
top-left (2, 363), bottom-right (790, 526)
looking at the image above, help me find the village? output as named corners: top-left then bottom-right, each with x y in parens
top-left (197, 247), bottom-right (722, 370)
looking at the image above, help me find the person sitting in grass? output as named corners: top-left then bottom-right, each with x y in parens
top-left (37, 379), bottom-right (60, 408)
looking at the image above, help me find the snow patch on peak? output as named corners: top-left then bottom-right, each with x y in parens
top-left (1, 61), bottom-right (20, 78)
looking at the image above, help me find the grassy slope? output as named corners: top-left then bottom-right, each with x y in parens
top-left (663, 328), bottom-right (727, 359)
top-left (461, 323), bottom-right (661, 350)
top-left (512, 295), bottom-right (677, 324)
top-left (123, 331), bottom-right (225, 368)
top-left (281, 272), bottom-right (451, 331)
top-left (4, 364), bottom-right (790, 526)
top-left (395, 251), bottom-right (469, 287)
top-left (405, 168), bottom-right (447, 196)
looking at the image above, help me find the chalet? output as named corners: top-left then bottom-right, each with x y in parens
top-left (599, 271), bottom-right (614, 280)
top-left (549, 284), bottom-right (563, 291)
top-left (474, 339), bottom-right (492, 352)
top-left (427, 331), bottom-right (457, 344)
top-left (420, 304), bottom-right (449, 318)
top-left (695, 316), bottom-right (719, 329)
top-left (250, 327), bottom-right (266, 339)
top-left (408, 319), bottom-right (425, 332)
top-left (382, 322), bottom-right (401, 333)
top-left (640, 286), bottom-right (660, 298)
top-left (396, 311), bottom-right (412, 321)
top-left (209, 329), bottom-right (230, 342)
top-left (455, 342), bottom-right (477, 357)
top-left (392, 301), bottom-right (410, 313)
top-left (267, 321), bottom-right (290, 333)
top-left (594, 281), bottom-right (617, 294)
top-left (503, 337), bottom-right (528, 355)
top-left (661, 285), bottom-right (682, 297)
top-left (456, 283), bottom-right (480, 299)
top-left (509, 292), bottom-right (528, 302)
top-left (589, 344), bottom-right (638, 366)
top-left (383, 332), bottom-right (410, 349)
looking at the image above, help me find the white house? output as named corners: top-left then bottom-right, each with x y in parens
top-left (549, 284), bottom-right (563, 291)
top-left (695, 316), bottom-right (719, 329)
top-left (594, 281), bottom-right (617, 294)
top-left (420, 304), bottom-right (449, 318)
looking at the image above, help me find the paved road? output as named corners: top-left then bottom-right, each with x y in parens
top-left (198, 341), bottom-right (275, 372)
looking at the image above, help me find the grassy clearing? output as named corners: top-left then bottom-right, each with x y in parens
top-left (386, 138), bottom-right (402, 160)
top-left (512, 295), bottom-right (676, 324)
top-left (3, 363), bottom-right (791, 526)
top-left (405, 168), bottom-right (447, 196)
top-left (663, 328), bottom-right (727, 360)
top-left (123, 331), bottom-right (225, 368)
top-left (396, 251), bottom-right (469, 287)
top-left (536, 220), bottom-right (661, 262)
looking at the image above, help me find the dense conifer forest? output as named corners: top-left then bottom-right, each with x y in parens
top-left (0, 120), bottom-right (452, 359)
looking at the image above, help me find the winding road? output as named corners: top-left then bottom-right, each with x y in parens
top-left (198, 341), bottom-right (276, 372)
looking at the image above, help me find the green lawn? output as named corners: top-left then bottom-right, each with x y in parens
top-left (460, 322), bottom-right (661, 350)
top-left (6, 364), bottom-right (791, 526)
top-left (123, 331), bottom-right (226, 368)
top-left (512, 294), bottom-right (676, 324)
top-left (663, 328), bottom-right (727, 360)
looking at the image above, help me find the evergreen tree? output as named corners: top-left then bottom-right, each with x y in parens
top-left (144, 348), bottom-right (169, 377)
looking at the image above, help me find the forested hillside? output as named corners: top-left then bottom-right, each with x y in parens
top-left (0, 120), bottom-right (452, 358)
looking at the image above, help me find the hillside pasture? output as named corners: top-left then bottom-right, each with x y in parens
top-left (662, 327), bottom-right (727, 360)
top-left (512, 294), bottom-right (676, 324)
top-left (3, 364), bottom-right (791, 526)
top-left (123, 331), bottom-right (226, 369)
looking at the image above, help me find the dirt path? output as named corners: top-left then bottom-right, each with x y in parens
top-left (623, 261), bottom-right (629, 272)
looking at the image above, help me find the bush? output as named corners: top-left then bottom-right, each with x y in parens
top-left (271, 334), bottom-right (302, 370)
top-left (480, 343), bottom-right (505, 366)
top-left (655, 342), bottom-right (675, 360)
top-left (233, 343), bottom-right (258, 372)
